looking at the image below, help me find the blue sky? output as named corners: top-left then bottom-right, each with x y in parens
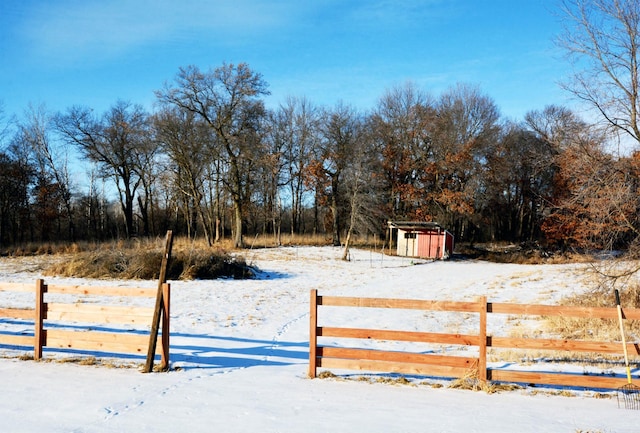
top-left (1, 0), bottom-right (572, 122)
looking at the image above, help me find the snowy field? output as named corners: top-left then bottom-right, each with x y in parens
top-left (0, 246), bottom-right (637, 433)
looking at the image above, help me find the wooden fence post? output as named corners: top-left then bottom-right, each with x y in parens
top-left (478, 296), bottom-right (487, 382)
top-left (309, 289), bottom-right (318, 378)
top-left (144, 230), bottom-right (173, 373)
top-left (34, 279), bottom-right (47, 360)
top-left (160, 283), bottom-right (170, 370)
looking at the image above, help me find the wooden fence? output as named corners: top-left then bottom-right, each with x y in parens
top-left (309, 289), bottom-right (640, 390)
top-left (0, 279), bottom-right (170, 369)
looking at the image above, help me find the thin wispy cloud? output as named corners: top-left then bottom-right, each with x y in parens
top-left (17, 0), bottom-right (294, 65)
top-left (348, 0), bottom-right (452, 26)
top-left (1, 1), bottom-right (570, 121)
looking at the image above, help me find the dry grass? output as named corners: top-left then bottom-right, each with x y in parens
top-left (539, 273), bottom-right (640, 370)
top-left (3, 236), bottom-right (606, 267)
top-left (447, 368), bottom-right (522, 394)
top-left (23, 232), bottom-right (394, 280)
top-left (0, 350), bottom-right (161, 369)
top-left (43, 237), bottom-right (253, 280)
top-left (374, 376), bottom-right (415, 386)
top-left (246, 232), bottom-right (393, 254)
top-left (528, 389), bottom-right (578, 398)
top-left (0, 233), bottom-right (335, 258)
top-left (0, 234), bottom-right (431, 258)
top-left (1, 241), bottom-right (90, 257)
top-left (12, 354), bottom-right (141, 369)
top-left (545, 281), bottom-right (640, 343)
top-left (315, 369), bottom-right (526, 394)
top-left (487, 347), bottom-right (630, 368)
top-left (317, 370), bottom-right (338, 379)
top-left (493, 280), bottom-right (640, 366)
top-left (316, 371), bottom-right (418, 387)
top-left (456, 243), bottom-right (596, 264)
top-left (247, 233), bottom-right (333, 248)
top-left (488, 316), bottom-right (630, 366)
top-left (448, 369), bottom-right (485, 391)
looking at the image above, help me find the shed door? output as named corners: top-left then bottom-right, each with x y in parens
top-left (417, 231), bottom-right (442, 259)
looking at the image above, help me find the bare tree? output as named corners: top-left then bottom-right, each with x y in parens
top-left (55, 101), bottom-right (150, 238)
top-left (133, 137), bottom-right (159, 237)
top-left (0, 149), bottom-right (34, 245)
top-left (153, 107), bottom-right (217, 244)
top-left (270, 96), bottom-right (320, 236)
top-left (157, 63), bottom-right (269, 248)
top-left (557, 1), bottom-right (640, 288)
top-left (558, 0), bottom-right (640, 144)
top-left (259, 113), bottom-right (286, 244)
top-left (311, 103), bottom-right (363, 247)
top-left (0, 101), bottom-right (11, 146)
top-left (19, 103), bottom-right (75, 240)
top-left (341, 127), bottom-right (385, 261)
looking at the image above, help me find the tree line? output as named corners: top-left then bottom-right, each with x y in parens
top-left (0, 0), bottom-right (637, 256)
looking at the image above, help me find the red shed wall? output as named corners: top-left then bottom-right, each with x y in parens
top-left (444, 231), bottom-right (454, 257)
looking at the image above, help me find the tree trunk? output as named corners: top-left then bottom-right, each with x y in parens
top-left (137, 195), bottom-right (150, 237)
top-left (233, 200), bottom-right (244, 248)
top-left (331, 194), bottom-right (340, 247)
top-left (123, 190), bottom-right (135, 238)
top-left (342, 226), bottom-right (353, 261)
top-left (197, 204), bottom-right (212, 246)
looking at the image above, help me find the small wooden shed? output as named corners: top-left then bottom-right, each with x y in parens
top-left (388, 221), bottom-right (454, 260)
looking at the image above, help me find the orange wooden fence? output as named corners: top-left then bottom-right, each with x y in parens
top-left (0, 279), bottom-right (170, 369)
top-left (309, 289), bottom-right (640, 390)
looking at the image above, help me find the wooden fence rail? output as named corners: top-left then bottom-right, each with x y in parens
top-left (309, 289), bottom-right (640, 390)
top-left (0, 279), bottom-right (169, 370)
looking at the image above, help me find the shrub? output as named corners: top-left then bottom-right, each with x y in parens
top-left (173, 249), bottom-right (253, 280)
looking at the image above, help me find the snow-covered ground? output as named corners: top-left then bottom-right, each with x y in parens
top-left (0, 247), bottom-right (636, 432)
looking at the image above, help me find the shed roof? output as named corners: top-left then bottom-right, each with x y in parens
top-left (387, 221), bottom-right (445, 231)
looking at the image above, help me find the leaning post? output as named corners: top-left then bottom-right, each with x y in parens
top-left (144, 230), bottom-right (173, 373)
top-left (160, 283), bottom-right (171, 370)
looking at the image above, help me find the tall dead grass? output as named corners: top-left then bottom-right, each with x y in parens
top-left (43, 237), bottom-right (253, 280)
top-left (546, 282), bottom-right (640, 342)
top-left (5, 233), bottom-right (380, 280)
top-left (489, 263), bottom-right (640, 365)
top-left (0, 233), bottom-right (335, 257)
top-left (2, 241), bottom-right (91, 257)
top-left (456, 243), bottom-right (596, 264)
top-left (245, 232), bottom-right (388, 250)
